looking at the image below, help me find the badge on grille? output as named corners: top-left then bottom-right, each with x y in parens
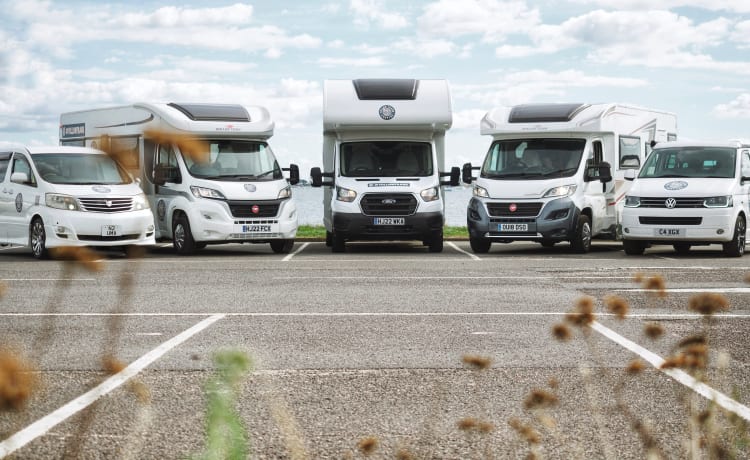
top-left (509, 203), bottom-right (517, 212)
top-left (665, 198), bottom-right (677, 209)
top-left (252, 205), bottom-right (260, 214)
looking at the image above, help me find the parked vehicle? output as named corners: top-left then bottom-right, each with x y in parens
top-left (310, 79), bottom-right (459, 252)
top-left (0, 145), bottom-right (155, 258)
top-left (621, 140), bottom-right (750, 256)
top-left (59, 102), bottom-right (299, 254)
top-left (462, 103), bottom-right (677, 253)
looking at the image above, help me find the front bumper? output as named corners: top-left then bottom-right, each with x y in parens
top-left (186, 198), bottom-right (298, 242)
top-left (467, 197), bottom-right (579, 242)
top-left (45, 208), bottom-right (155, 247)
top-left (621, 207), bottom-right (735, 243)
top-left (332, 211), bottom-right (444, 241)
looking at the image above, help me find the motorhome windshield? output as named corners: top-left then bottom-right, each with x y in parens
top-left (481, 138), bottom-right (585, 180)
top-left (340, 141), bottom-right (433, 177)
top-left (639, 147), bottom-right (736, 179)
top-left (185, 140), bottom-right (282, 181)
top-left (32, 153), bottom-right (132, 185)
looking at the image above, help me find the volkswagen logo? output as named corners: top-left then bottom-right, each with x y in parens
top-left (665, 198), bottom-right (677, 209)
top-left (382, 198), bottom-right (397, 205)
top-left (378, 105), bottom-right (396, 120)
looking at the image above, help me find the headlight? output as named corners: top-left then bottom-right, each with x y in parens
top-left (624, 196), bottom-right (640, 207)
top-left (336, 186), bottom-right (357, 202)
top-left (133, 193), bottom-right (149, 210)
top-left (543, 185), bottom-right (577, 198)
top-left (473, 185), bottom-right (489, 198)
top-left (46, 193), bottom-right (79, 211)
top-left (278, 186), bottom-right (292, 200)
top-left (190, 186), bottom-right (226, 200)
top-left (420, 187), bottom-right (439, 202)
top-left (704, 196), bottom-right (732, 208)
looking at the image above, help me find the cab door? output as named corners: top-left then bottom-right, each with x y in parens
top-left (0, 152), bottom-right (13, 242)
top-left (583, 139), bottom-right (615, 234)
top-left (150, 143), bottom-right (183, 238)
top-left (6, 153), bottom-right (41, 245)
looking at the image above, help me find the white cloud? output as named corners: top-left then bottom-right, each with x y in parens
top-left (452, 109), bottom-right (488, 130)
top-left (349, 0), bottom-right (409, 29)
top-left (732, 20), bottom-right (750, 48)
top-left (393, 38), bottom-right (458, 58)
top-left (316, 56), bottom-right (388, 67)
top-left (570, 0), bottom-right (750, 13)
top-left (712, 94), bottom-right (750, 118)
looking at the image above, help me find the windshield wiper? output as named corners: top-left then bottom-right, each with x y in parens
top-left (485, 172), bottom-right (534, 178)
top-left (256, 170), bottom-right (276, 178)
top-left (542, 168), bottom-right (578, 177)
top-left (651, 174), bottom-right (689, 178)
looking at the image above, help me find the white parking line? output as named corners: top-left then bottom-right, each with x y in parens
top-left (616, 288), bottom-right (750, 293)
top-left (1, 279), bottom-right (95, 282)
top-left (591, 320), bottom-right (750, 422)
top-left (447, 242), bottom-right (481, 260)
top-left (282, 242), bottom-right (309, 262)
top-left (0, 314), bottom-right (224, 458)
top-left (0, 312), bottom-right (749, 318)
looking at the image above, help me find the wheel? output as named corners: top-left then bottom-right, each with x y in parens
top-left (722, 215), bottom-right (746, 257)
top-left (673, 243), bottom-right (691, 254)
top-left (30, 217), bottom-right (48, 259)
top-left (270, 239), bottom-right (294, 254)
top-left (540, 239), bottom-right (556, 248)
top-left (331, 232), bottom-right (346, 253)
top-left (172, 214), bottom-right (196, 255)
top-left (469, 236), bottom-right (491, 253)
top-left (325, 231), bottom-right (333, 247)
top-left (427, 231), bottom-right (443, 253)
top-left (623, 239), bottom-right (646, 255)
top-left (570, 215), bottom-right (592, 253)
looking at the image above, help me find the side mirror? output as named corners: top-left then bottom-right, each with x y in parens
top-left (450, 166), bottom-right (460, 186)
top-left (624, 169), bottom-right (636, 181)
top-left (310, 167), bottom-right (323, 187)
top-left (288, 164), bottom-right (300, 185)
top-left (11, 172), bottom-right (29, 184)
top-left (598, 162), bottom-right (613, 183)
top-left (462, 163), bottom-right (475, 184)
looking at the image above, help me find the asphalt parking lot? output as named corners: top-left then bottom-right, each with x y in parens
top-left (1, 240), bottom-right (749, 459)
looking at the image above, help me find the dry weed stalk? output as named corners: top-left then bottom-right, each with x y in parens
top-left (356, 436), bottom-right (379, 456)
top-left (0, 348), bottom-right (37, 411)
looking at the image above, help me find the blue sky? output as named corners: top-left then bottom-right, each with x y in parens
top-left (1, 0), bottom-right (749, 173)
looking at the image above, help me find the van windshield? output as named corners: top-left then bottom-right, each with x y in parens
top-left (32, 153), bottom-right (132, 185)
top-left (481, 138), bottom-right (585, 179)
top-left (185, 140), bottom-right (282, 181)
top-left (340, 141), bottom-right (433, 177)
top-left (640, 147), bottom-right (736, 179)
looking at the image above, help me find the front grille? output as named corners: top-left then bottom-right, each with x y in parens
top-left (638, 197), bottom-right (705, 208)
top-left (78, 234), bottom-right (140, 241)
top-left (639, 216), bottom-right (703, 225)
top-left (364, 225), bottom-right (415, 234)
top-left (487, 202), bottom-right (543, 217)
top-left (360, 193), bottom-right (417, 216)
top-left (228, 200), bottom-right (281, 218)
top-left (78, 198), bottom-right (133, 213)
top-left (489, 218), bottom-right (536, 223)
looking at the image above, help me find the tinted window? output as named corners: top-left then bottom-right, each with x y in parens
top-left (640, 147), bottom-right (736, 179)
top-left (31, 153), bottom-right (131, 184)
top-left (481, 138), bottom-right (585, 180)
top-left (340, 141), bottom-right (432, 177)
top-left (0, 152), bottom-right (10, 181)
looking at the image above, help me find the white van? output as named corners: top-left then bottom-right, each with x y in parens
top-left (0, 146), bottom-right (155, 258)
top-left (59, 102), bottom-right (299, 254)
top-left (310, 79), bottom-right (459, 252)
top-left (462, 103), bottom-right (677, 253)
top-left (621, 140), bottom-right (750, 257)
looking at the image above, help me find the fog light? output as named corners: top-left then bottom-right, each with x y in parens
top-left (56, 226), bottom-right (67, 234)
top-left (717, 229), bottom-right (724, 235)
top-left (624, 227), bottom-right (630, 234)
top-left (147, 225), bottom-right (155, 232)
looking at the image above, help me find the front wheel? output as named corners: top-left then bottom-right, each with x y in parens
top-left (173, 214), bottom-right (197, 255)
top-left (570, 215), bottom-right (592, 253)
top-left (722, 215), bottom-right (746, 257)
top-left (270, 239), bottom-right (294, 254)
top-left (469, 236), bottom-right (491, 254)
top-left (30, 217), bottom-right (48, 259)
top-left (623, 239), bottom-right (646, 255)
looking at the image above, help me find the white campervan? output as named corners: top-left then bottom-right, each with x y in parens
top-left (310, 79), bottom-right (459, 253)
top-left (621, 140), bottom-right (750, 257)
top-left (0, 146), bottom-right (154, 259)
top-left (462, 103), bottom-right (677, 253)
top-left (59, 103), bottom-right (299, 255)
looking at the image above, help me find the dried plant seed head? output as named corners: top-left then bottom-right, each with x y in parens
top-left (396, 448), bottom-right (416, 460)
top-left (144, 130), bottom-right (209, 164)
top-left (102, 355), bottom-right (126, 375)
top-left (633, 272), bottom-right (645, 284)
top-left (576, 296), bottom-right (595, 312)
top-left (477, 421), bottom-right (495, 433)
top-left (644, 323), bottom-right (664, 340)
top-left (677, 334), bottom-right (706, 349)
top-left (604, 295), bottom-right (629, 319)
top-left (458, 417), bottom-right (478, 431)
top-left (644, 275), bottom-right (667, 297)
top-left (524, 389), bottom-right (559, 410)
top-left (688, 292), bottom-right (729, 316)
top-left (357, 436), bottom-right (378, 455)
top-left (49, 246), bottom-right (104, 272)
top-left (548, 378), bottom-right (559, 390)
top-left (565, 297), bottom-right (596, 327)
top-left (552, 323), bottom-right (572, 341)
top-left (128, 380), bottom-right (152, 404)
top-left (508, 418), bottom-right (541, 445)
top-left (462, 354), bottom-right (492, 370)
top-left (626, 359), bottom-right (646, 374)
top-left (0, 349), bottom-right (37, 410)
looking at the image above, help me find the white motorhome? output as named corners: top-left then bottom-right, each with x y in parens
top-left (0, 145), bottom-right (155, 258)
top-left (59, 102), bottom-right (300, 255)
top-left (621, 140), bottom-right (750, 257)
top-left (310, 79), bottom-right (459, 252)
top-left (462, 103), bottom-right (677, 253)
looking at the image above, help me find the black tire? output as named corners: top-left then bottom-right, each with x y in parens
top-left (469, 236), bottom-right (491, 253)
top-left (270, 239), bottom-right (294, 254)
top-left (30, 217), bottom-right (48, 260)
top-left (325, 231), bottom-right (333, 247)
top-left (331, 232), bottom-right (345, 253)
top-left (570, 215), bottom-right (592, 253)
top-left (673, 243), bottom-right (691, 254)
top-left (623, 239), bottom-right (646, 255)
top-left (540, 239), bottom-right (556, 248)
top-left (722, 215), bottom-right (746, 257)
top-left (172, 214), bottom-right (196, 255)
top-left (427, 231), bottom-right (443, 253)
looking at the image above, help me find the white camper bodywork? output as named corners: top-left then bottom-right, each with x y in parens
top-left (621, 140), bottom-right (750, 257)
top-left (59, 103), bottom-right (299, 255)
top-left (463, 103), bottom-right (678, 253)
top-left (311, 79), bottom-right (458, 252)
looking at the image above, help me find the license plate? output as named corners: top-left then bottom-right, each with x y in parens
top-left (373, 217), bottom-right (405, 225)
top-left (655, 228), bottom-right (683, 237)
top-left (242, 225), bottom-right (271, 232)
top-left (498, 223), bottom-right (528, 232)
top-left (101, 225), bottom-right (121, 237)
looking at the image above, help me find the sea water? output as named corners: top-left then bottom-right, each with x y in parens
top-left (292, 186), bottom-right (473, 227)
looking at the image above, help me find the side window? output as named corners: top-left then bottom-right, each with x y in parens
top-left (619, 136), bottom-right (641, 169)
top-left (11, 154), bottom-right (36, 186)
top-left (0, 152), bottom-right (10, 181)
top-left (154, 144), bottom-right (181, 183)
top-left (742, 151), bottom-right (750, 178)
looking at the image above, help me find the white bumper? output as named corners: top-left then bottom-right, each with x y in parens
top-left (185, 198), bottom-right (298, 241)
top-left (621, 207), bottom-right (736, 242)
top-left (44, 208), bottom-right (155, 247)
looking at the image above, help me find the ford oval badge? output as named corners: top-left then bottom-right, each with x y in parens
top-left (664, 181), bottom-right (688, 191)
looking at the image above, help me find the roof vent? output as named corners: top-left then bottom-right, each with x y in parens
top-left (167, 103), bottom-right (251, 122)
top-left (352, 79), bottom-right (419, 100)
top-left (508, 103), bottom-right (589, 123)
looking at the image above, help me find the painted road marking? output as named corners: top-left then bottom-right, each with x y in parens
top-left (1, 278), bottom-right (96, 282)
top-left (282, 242), bottom-right (309, 262)
top-left (0, 312), bottom-right (749, 318)
top-left (617, 288), bottom-right (750, 293)
top-left (0, 314), bottom-right (225, 458)
top-left (447, 242), bottom-right (481, 260)
top-left (591, 320), bottom-right (750, 422)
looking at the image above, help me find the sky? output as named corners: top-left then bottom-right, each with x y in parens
top-left (1, 0), bottom-right (749, 175)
